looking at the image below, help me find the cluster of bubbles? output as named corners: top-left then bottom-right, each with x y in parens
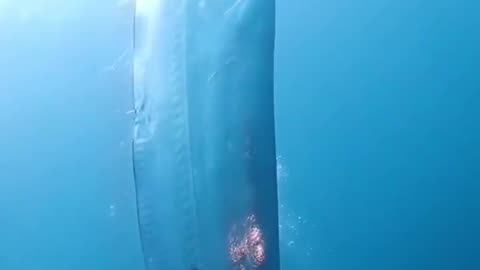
top-left (277, 156), bottom-right (314, 257)
top-left (228, 214), bottom-right (266, 269)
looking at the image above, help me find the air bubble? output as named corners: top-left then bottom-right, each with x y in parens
top-left (108, 204), bottom-right (116, 217)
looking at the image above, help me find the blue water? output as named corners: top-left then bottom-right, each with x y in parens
top-left (1, 1), bottom-right (479, 270)
top-left (0, 2), bottom-right (143, 269)
top-left (275, 1), bottom-right (480, 269)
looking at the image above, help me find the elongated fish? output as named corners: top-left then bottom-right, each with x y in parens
top-left (132, 1), bottom-right (278, 269)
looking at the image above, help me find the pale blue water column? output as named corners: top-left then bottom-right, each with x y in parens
top-left (0, 1), bottom-right (143, 270)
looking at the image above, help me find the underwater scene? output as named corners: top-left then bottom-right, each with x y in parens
top-left (1, 0), bottom-right (479, 270)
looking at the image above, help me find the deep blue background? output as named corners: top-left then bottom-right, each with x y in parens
top-left (0, 1), bottom-right (479, 270)
top-left (275, 1), bottom-right (480, 269)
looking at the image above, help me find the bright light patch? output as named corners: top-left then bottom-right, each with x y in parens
top-left (136, 0), bottom-right (158, 16)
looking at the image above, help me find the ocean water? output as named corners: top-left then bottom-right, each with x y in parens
top-left (275, 0), bottom-right (480, 269)
top-left (0, 1), bottom-right (143, 269)
top-left (1, 1), bottom-right (480, 270)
